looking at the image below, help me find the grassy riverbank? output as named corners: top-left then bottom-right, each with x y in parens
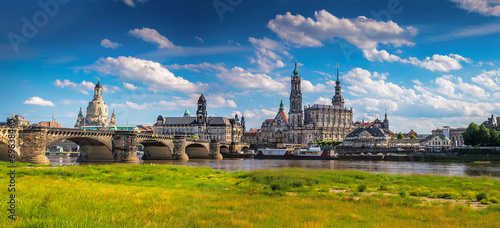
top-left (1, 162), bottom-right (500, 227)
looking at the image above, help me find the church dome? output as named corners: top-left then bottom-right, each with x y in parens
top-left (198, 92), bottom-right (206, 102)
top-left (95, 79), bottom-right (102, 89)
top-left (293, 61), bottom-right (299, 75)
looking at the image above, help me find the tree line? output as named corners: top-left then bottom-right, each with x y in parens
top-left (463, 123), bottom-right (500, 146)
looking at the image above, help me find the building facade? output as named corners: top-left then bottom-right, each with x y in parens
top-left (432, 126), bottom-right (465, 147)
top-left (154, 93), bottom-right (244, 144)
top-left (75, 80), bottom-right (117, 128)
top-left (343, 126), bottom-right (390, 147)
top-left (256, 62), bottom-right (361, 147)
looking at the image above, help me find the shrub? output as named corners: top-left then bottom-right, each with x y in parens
top-left (476, 192), bottom-right (489, 202)
top-left (400, 190), bottom-right (409, 198)
top-left (357, 184), bottom-right (367, 192)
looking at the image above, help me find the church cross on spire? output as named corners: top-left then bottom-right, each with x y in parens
top-left (336, 63), bottom-right (340, 85)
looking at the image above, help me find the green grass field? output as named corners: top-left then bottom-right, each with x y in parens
top-left (1, 162), bottom-right (499, 227)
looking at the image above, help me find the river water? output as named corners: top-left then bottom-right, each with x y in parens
top-left (48, 157), bottom-right (500, 178)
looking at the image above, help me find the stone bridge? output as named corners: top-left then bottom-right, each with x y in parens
top-left (0, 118), bottom-right (228, 164)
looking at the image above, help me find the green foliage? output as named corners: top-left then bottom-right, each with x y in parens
top-left (463, 123), bottom-right (480, 146)
top-left (1, 162), bottom-right (500, 227)
top-left (462, 123), bottom-right (500, 147)
top-left (397, 132), bottom-right (404, 139)
top-left (478, 125), bottom-right (491, 146)
top-left (357, 184), bottom-right (367, 192)
top-left (410, 134), bottom-right (417, 139)
top-left (315, 141), bottom-right (343, 147)
top-left (477, 192), bottom-right (489, 202)
top-left (490, 130), bottom-right (499, 146)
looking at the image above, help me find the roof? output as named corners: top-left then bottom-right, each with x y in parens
top-left (264, 119), bottom-right (274, 126)
top-left (429, 135), bottom-right (450, 141)
top-left (306, 104), bottom-right (350, 111)
top-left (159, 117), bottom-right (231, 126)
top-left (137, 125), bottom-right (154, 132)
top-left (279, 110), bottom-right (289, 125)
top-left (198, 92), bottom-right (206, 102)
top-left (346, 126), bottom-right (387, 138)
top-left (95, 80), bottom-right (102, 89)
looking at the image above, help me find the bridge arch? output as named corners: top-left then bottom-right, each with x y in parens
top-left (220, 145), bottom-right (230, 154)
top-left (185, 143), bottom-right (210, 159)
top-left (139, 139), bottom-right (174, 160)
top-left (46, 136), bottom-right (114, 161)
top-left (241, 146), bottom-right (249, 153)
top-left (0, 139), bottom-right (21, 161)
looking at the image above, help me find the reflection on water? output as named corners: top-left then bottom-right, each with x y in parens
top-left (49, 157), bottom-right (500, 178)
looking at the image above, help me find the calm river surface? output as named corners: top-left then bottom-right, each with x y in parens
top-left (49, 157), bottom-right (500, 178)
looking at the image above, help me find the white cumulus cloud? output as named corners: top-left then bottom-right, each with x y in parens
top-left (471, 69), bottom-right (500, 91)
top-left (267, 9), bottom-right (470, 72)
top-left (129, 28), bottom-right (179, 49)
top-left (122, 0), bottom-right (148, 7)
top-left (100, 39), bottom-right (121, 49)
top-left (91, 56), bottom-right (206, 93)
top-left (123, 82), bottom-right (138, 90)
top-left (450, 0), bottom-right (500, 16)
top-left (249, 37), bottom-right (291, 72)
top-left (23, 97), bottom-right (55, 106)
top-left (54, 79), bottom-right (95, 95)
top-left (216, 66), bottom-right (286, 91)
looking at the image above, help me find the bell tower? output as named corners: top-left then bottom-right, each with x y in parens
top-left (332, 63), bottom-right (345, 107)
top-left (289, 61), bottom-right (303, 127)
top-left (196, 92), bottom-right (207, 124)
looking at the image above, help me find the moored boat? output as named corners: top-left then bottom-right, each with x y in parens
top-left (255, 146), bottom-right (337, 160)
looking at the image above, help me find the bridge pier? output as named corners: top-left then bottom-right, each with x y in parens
top-left (209, 140), bottom-right (223, 160)
top-left (173, 137), bottom-right (189, 161)
top-left (112, 131), bottom-right (139, 163)
top-left (20, 127), bottom-right (50, 165)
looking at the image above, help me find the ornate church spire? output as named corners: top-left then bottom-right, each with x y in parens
top-left (332, 63), bottom-right (345, 107)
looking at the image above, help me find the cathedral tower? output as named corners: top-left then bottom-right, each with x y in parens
top-left (289, 61), bottom-right (303, 127)
top-left (196, 92), bottom-right (207, 124)
top-left (332, 64), bottom-right (345, 107)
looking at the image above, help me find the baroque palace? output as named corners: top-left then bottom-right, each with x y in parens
top-left (257, 62), bottom-right (385, 146)
top-left (153, 93), bottom-right (245, 144)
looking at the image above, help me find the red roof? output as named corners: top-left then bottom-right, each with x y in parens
top-left (137, 125), bottom-right (154, 132)
top-left (38, 121), bottom-right (61, 128)
top-left (279, 111), bottom-right (289, 125)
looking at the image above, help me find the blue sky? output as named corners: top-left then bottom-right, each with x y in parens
top-left (2, 0), bottom-right (500, 133)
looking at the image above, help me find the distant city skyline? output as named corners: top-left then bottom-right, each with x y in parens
top-left (2, 0), bottom-right (500, 133)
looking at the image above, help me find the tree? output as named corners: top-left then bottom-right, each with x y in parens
top-left (410, 134), bottom-right (417, 139)
top-left (397, 132), bottom-right (404, 139)
top-left (463, 123), bottom-right (480, 146)
top-left (490, 129), bottom-right (499, 146)
top-left (478, 124), bottom-right (490, 146)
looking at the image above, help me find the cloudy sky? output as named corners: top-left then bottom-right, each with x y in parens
top-left (2, 0), bottom-right (500, 133)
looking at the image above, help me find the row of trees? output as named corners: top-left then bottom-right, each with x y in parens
top-left (393, 132), bottom-right (417, 139)
top-left (463, 123), bottom-right (500, 146)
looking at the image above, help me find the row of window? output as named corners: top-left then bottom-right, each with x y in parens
top-left (310, 117), bottom-right (349, 124)
top-left (158, 128), bottom-right (227, 134)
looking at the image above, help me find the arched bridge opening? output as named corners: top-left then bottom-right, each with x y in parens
top-left (241, 146), bottom-right (249, 153)
top-left (220, 145), bottom-right (230, 154)
top-left (47, 137), bottom-right (114, 161)
top-left (0, 140), bottom-right (20, 162)
top-left (186, 143), bottom-right (210, 159)
top-left (139, 140), bottom-right (173, 160)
